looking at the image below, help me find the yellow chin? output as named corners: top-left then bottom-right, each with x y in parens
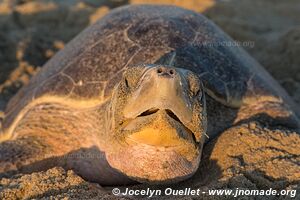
top-left (106, 110), bottom-right (203, 183)
top-left (126, 127), bottom-right (199, 161)
top-left (122, 109), bottom-right (199, 161)
top-left (127, 127), bottom-right (189, 147)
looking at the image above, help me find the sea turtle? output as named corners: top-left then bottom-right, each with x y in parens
top-left (0, 5), bottom-right (299, 185)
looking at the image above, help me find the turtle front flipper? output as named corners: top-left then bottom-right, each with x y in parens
top-left (0, 100), bottom-right (134, 185)
top-left (235, 100), bottom-right (300, 130)
top-left (233, 69), bottom-right (300, 129)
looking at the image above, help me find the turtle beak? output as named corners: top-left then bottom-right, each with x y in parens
top-left (122, 65), bottom-right (205, 143)
top-left (124, 66), bottom-right (192, 122)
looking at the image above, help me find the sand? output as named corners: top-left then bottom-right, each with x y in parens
top-left (0, 0), bottom-right (299, 199)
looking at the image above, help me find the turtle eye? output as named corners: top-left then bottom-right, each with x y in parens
top-left (192, 86), bottom-right (201, 98)
top-left (187, 73), bottom-right (201, 97)
top-left (194, 88), bottom-right (200, 97)
top-left (190, 84), bottom-right (199, 96)
top-left (123, 66), bottom-right (147, 89)
top-left (124, 78), bottom-right (130, 88)
top-left (123, 75), bottom-right (138, 89)
top-left (123, 71), bottom-right (135, 89)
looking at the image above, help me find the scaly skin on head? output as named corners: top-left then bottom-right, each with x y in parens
top-left (104, 64), bottom-right (207, 183)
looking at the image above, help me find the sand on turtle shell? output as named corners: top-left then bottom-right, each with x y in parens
top-left (0, 0), bottom-right (299, 199)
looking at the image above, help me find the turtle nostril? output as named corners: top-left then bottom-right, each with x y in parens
top-left (156, 67), bottom-right (176, 77)
top-left (157, 68), bottom-right (163, 74)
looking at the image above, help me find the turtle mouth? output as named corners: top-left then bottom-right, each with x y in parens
top-left (137, 108), bottom-right (160, 117)
top-left (109, 107), bottom-right (201, 183)
top-left (139, 108), bottom-right (197, 141)
top-left (138, 108), bottom-right (182, 123)
top-left (122, 107), bottom-right (198, 146)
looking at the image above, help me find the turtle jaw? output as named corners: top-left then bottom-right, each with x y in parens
top-left (124, 108), bottom-right (200, 146)
top-left (105, 109), bottom-right (205, 183)
top-left (120, 102), bottom-right (206, 149)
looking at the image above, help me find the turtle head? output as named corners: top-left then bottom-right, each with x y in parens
top-left (105, 64), bottom-right (207, 184)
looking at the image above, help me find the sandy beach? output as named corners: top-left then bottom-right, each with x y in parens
top-left (0, 0), bottom-right (299, 199)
